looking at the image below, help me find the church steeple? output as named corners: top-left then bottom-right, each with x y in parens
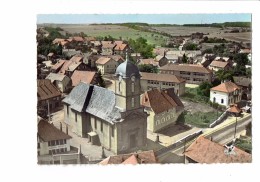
top-left (114, 50), bottom-right (141, 111)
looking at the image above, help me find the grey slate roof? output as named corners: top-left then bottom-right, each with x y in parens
top-left (63, 82), bottom-right (121, 123)
top-left (86, 86), bottom-right (121, 123)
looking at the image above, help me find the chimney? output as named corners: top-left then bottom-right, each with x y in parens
top-left (60, 122), bottom-right (62, 131)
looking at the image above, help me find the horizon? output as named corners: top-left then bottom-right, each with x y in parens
top-left (37, 14), bottom-right (251, 25)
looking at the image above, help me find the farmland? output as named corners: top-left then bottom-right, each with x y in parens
top-left (50, 24), bottom-right (169, 46)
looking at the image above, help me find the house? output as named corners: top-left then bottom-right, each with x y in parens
top-left (37, 119), bottom-right (80, 164)
top-left (140, 72), bottom-right (186, 96)
top-left (58, 55), bottom-right (86, 77)
top-left (46, 73), bottom-right (71, 93)
top-left (51, 59), bottom-right (66, 73)
top-left (62, 55), bottom-right (147, 154)
top-left (99, 150), bottom-right (157, 164)
top-left (101, 41), bottom-right (116, 55)
top-left (233, 76), bottom-right (251, 100)
top-left (137, 58), bottom-right (159, 67)
top-left (142, 88), bottom-right (184, 132)
top-left (130, 53), bottom-right (142, 62)
top-left (114, 43), bottom-right (128, 55)
top-left (208, 60), bottom-right (232, 72)
top-left (47, 52), bottom-right (55, 61)
top-left (210, 81), bottom-right (242, 107)
top-left (159, 63), bottom-right (212, 84)
top-left (200, 54), bottom-right (216, 67)
top-left (96, 57), bottom-right (118, 74)
top-left (106, 55), bottom-right (125, 64)
top-left (37, 79), bottom-right (62, 113)
top-left (156, 54), bottom-right (178, 65)
top-left (71, 70), bottom-right (98, 87)
top-left (184, 136), bottom-right (251, 163)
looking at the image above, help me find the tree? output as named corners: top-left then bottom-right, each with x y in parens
top-left (215, 70), bottom-right (234, 82)
top-left (182, 53), bottom-right (188, 63)
top-left (184, 43), bottom-right (198, 50)
top-left (197, 81), bottom-right (213, 97)
top-left (97, 70), bottom-right (106, 88)
top-left (128, 37), bottom-right (154, 59)
top-left (138, 64), bottom-right (158, 73)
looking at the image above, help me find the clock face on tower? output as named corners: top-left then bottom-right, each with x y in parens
top-left (131, 75), bottom-right (135, 81)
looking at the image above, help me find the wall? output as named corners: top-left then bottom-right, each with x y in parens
top-left (116, 109), bottom-right (147, 154)
top-left (210, 90), bottom-right (229, 107)
top-left (38, 139), bottom-right (70, 155)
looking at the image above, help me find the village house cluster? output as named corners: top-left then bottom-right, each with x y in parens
top-left (37, 25), bottom-right (252, 164)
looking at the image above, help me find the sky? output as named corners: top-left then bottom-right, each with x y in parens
top-left (37, 14), bottom-right (251, 25)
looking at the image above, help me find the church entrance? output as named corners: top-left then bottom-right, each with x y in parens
top-left (130, 134), bottom-right (136, 148)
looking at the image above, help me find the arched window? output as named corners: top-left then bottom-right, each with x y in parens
top-left (118, 82), bottom-right (121, 92)
top-left (131, 82), bottom-right (135, 93)
top-left (213, 97), bottom-right (216, 103)
top-left (221, 99), bottom-right (224, 104)
top-left (131, 98), bottom-right (135, 108)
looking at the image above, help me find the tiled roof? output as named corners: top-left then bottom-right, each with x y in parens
top-left (71, 70), bottom-right (96, 87)
top-left (210, 61), bottom-right (230, 68)
top-left (228, 105), bottom-right (242, 113)
top-left (142, 88), bottom-right (184, 114)
top-left (106, 55), bottom-right (125, 62)
top-left (59, 60), bottom-right (73, 74)
top-left (114, 40), bottom-right (124, 45)
top-left (38, 120), bottom-right (71, 142)
top-left (211, 81), bottom-right (241, 93)
top-left (46, 73), bottom-right (67, 82)
top-left (214, 57), bottom-right (230, 62)
top-left (102, 43), bottom-right (116, 49)
top-left (184, 136), bottom-right (251, 163)
top-left (140, 72), bottom-right (186, 83)
top-left (58, 56), bottom-right (83, 74)
top-left (70, 55), bottom-right (83, 63)
top-left (99, 150), bottom-right (157, 164)
top-left (51, 60), bottom-right (66, 71)
top-left (37, 79), bottom-right (61, 101)
top-left (71, 36), bottom-right (84, 42)
top-left (138, 59), bottom-right (158, 66)
top-left (63, 83), bottom-right (121, 123)
top-left (96, 57), bottom-right (112, 65)
top-left (84, 37), bottom-right (96, 42)
top-left (115, 43), bottom-right (127, 51)
top-left (160, 63), bottom-right (212, 74)
top-left (53, 38), bottom-right (65, 44)
top-left (233, 76), bottom-right (251, 87)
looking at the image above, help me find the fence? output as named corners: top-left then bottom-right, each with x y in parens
top-left (155, 130), bottom-right (202, 157)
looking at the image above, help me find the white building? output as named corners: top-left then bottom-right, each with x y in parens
top-left (210, 81), bottom-right (242, 108)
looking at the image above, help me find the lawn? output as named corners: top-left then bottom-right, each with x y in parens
top-left (59, 24), bottom-right (168, 46)
top-left (180, 87), bottom-right (209, 104)
top-left (235, 137), bottom-right (252, 154)
top-left (178, 111), bottom-right (219, 128)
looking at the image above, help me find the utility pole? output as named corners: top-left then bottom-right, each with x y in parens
top-left (234, 114), bottom-right (238, 138)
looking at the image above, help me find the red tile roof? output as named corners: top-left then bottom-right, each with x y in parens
top-left (211, 81), bottom-right (241, 93)
top-left (37, 79), bottom-right (61, 101)
top-left (71, 70), bottom-right (97, 87)
top-left (141, 72), bottom-right (186, 83)
top-left (96, 57), bottom-right (112, 65)
top-left (210, 61), bottom-right (230, 68)
top-left (142, 88), bottom-right (184, 114)
top-left (184, 136), bottom-right (251, 163)
top-left (138, 59), bottom-right (158, 66)
top-left (99, 150), bottom-right (157, 165)
top-left (71, 36), bottom-right (84, 42)
top-left (51, 60), bottom-right (66, 71)
top-left (38, 120), bottom-right (71, 142)
top-left (228, 105), bottom-right (242, 113)
top-left (160, 63), bottom-right (212, 74)
top-left (115, 43), bottom-right (128, 51)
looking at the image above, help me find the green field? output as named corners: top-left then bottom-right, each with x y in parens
top-left (55, 24), bottom-right (168, 46)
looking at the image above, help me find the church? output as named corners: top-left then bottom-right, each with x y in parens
top-left (62, 53), bottom-right (147, 154)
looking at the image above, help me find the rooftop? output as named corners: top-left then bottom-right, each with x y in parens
top-left (142, 88), bottom-right (184, 114)
top-left (99, 150), bottom-right (157, 164)
top-left (38, 120), bottom-right (71, 142)
top-left (209, 60), bottom-right (230, 68)
top-left (233, 76), bottom-right (251, 87)
top-left (96, 57), bottom-right (112, 65)
top-left (160, 63), bottom-right (212, 74)
top-left (46, 73), bottom-right (67, 82)
top-left (184, 136), bottom-right (251, 163)
top-left (37, 79), bottom-right (61, 101)
top-left (71, 70), bottom-right (96, 87)
top-left (140, 72), bottom-right (185, 83)
top-left (211, 81), bottom-right (241, 93)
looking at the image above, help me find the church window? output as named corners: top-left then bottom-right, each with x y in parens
top-left (101, 121), bottom-right (103, 132)
top-left (221, 99), bottom-right (224, 104)
top-left (119, 82), bottom-right (121, 92)
top-left (131, 82), bottom-right (134, 93)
